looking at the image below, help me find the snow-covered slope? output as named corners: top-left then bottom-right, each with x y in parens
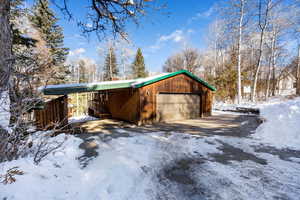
top-left (253, 97), bottom-right (300, 150)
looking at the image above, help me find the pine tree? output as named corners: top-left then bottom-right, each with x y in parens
top-left (30, 0), bottom-right (69, 84)
top-left (132, 48), bottom-right (147, 78)
top-left (103, 47), bottom-right (118, 81)
top-left (11, 0), bottom-right (37, 47)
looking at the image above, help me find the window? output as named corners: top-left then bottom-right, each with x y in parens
top-left (293, 82), bottom-right (297, 88)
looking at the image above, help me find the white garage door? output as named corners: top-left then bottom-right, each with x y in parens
top-left (156, 93), bottom-right (200, 122)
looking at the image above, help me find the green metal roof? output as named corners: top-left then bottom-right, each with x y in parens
top-left (42, 81), bottom-right (135, 95)
top-left (41, 70), bottom-right (216, 95)
top-left (133, 70), bottom-right (217, 91)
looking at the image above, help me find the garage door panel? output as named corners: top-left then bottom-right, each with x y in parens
top-left (156, 94), bottom-right (200, 122)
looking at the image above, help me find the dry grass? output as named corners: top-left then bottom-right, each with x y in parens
top-left (0, 167), bottom-right (24, 185)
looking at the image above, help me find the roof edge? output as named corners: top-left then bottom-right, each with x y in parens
top-left (133, 70), bottom-right (217, 91)
top-left (43, 82), bottom-right (133, 95)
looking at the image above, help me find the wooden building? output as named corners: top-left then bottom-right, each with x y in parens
top-left (38, 70), bottom-right (216, 127)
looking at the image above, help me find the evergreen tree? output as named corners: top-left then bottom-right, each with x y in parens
top-left (11, 0), bottom-right (37, 48)
top-left (132, 48), bottom-right (147, 78)
top-left (103, 47), bottom-right (118, 81)
top-left (30, 0), bottom-right (69, 83)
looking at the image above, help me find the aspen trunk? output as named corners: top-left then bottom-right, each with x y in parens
top-left (251, 31), bottom-right (264, 102)
top-left (266, 32), bottom-right (276, 99)
top-left (266, 60), bottom-right (271, 99)
top-left (271, 33), bottom-right (277, 96)
top-left (297, 45), bottom-right (300, 95)
top-left (237, 0), bottom-right (245, 104)
top-left (251, 0), bottom-right (271, 102)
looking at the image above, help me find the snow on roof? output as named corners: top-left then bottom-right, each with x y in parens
top-left (39, 73), bottom-right (170, 95)
top-left (40, 70), bottom-right (216, 95)
top-left (39, 79), bottom-right (135, 90)
top-left (131, 73), bottom-right (170, 87)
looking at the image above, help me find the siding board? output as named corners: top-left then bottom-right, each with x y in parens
top-left (34, 95), bottom-right (68, 129)
top-left (139, 74), bottom-right (213, 124)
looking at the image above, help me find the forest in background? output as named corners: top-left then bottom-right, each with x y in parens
top-left (164, 0), bottom-right (300, 102)
top-left (51, 0), bottom-right (300, 103)
top-left (6, 0), bottom-right (300, 104)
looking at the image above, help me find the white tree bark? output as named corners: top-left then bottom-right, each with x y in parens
top-left (297, 45), bottom-right (300, 95)
top-left (266, 30), bottom-right (276, 99)
top-left (251, 0), bottom-right (272, 102)
top-left (237, 0), bottom-right (245, 104)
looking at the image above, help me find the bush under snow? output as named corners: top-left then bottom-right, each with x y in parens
top-left (253, 97), bottom-right (300, 150)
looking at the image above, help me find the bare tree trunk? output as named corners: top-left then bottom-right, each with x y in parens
top-left (251, 0), bottom-right (271, 102)
top-left (237, 0), bottom-right (245, 104)
top-left (271, 60), bottom-right (276, 95)
top-left (0, 0), bottom-right (12, 93)
top-left (252, 31), bottom-right (264, 102)
top-left (109, 48), bottom-right (113, 81)
top-left (213, 39), bottom-right (218, 78)
top-left (266, 57), bottom-right (272, 99)
top-left (271, 33), bottom-right (277, 96)
top-left (297, 45), bottom-right (300, 95)
top-left (266, 31), bottom-right (276, 98)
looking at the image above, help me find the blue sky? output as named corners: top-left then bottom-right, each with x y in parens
top-left (36, 0), bottom-right (219, 72)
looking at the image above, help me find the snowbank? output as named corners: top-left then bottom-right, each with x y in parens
top-left (253, 97), bottom-right (300, 150)
top-left (68, 115), bottom-right (99, 124)
top-left (213, 101), bottom-right (257, 111)
top-left (0, 133), bottom-right (83, 199)
top-left (0, 91), bottom-right (10, 129)
top-left (213, 96), bottom-right (286, 111)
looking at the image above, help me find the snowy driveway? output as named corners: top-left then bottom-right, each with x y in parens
top-left (2, 111), bottom-right (300, 200)
top-left (74, 112), bottom-right (300, 200)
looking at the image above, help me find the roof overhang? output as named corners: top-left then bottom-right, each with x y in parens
top-left (40, 70), bottom-right (216, 95)
top-left (132, 70), bottom-right (217, 91)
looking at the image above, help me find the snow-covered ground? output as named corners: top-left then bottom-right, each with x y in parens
top-left (1, 96), bottom-right (300, 199)
top-left (1, 128), bottom-right (300, 200)
top-left (253, 97), bottom-right (300, 150)
top-left (215, 96), bottom-right (300, 150)
top-left (68, 115), bottom-right (99, 124)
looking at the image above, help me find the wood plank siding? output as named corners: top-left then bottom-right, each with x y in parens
top-left (88, 73), bottom-right (214, 125)
top-left (138, 74), bottom-right (213, 124)
top-left (91, 88), bottom-right (140, 123)
top-left (34, 95), bottom-right (68, 129)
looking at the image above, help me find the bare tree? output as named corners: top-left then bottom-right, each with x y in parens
top-left (234, 0), bottom-right (246, 103)
top-left (51, 0), bottom-right (162, 39)
top-left (205, 19), bottom-right (227, 78)
top-left (183, 48), bottom-right (201, 73)
top-left (163, 53), bottom-right (185, 72)
top-left (163, 48), bottom-right (200, 73)
top-left (289, 1), bottom-right (300, 95)
top-left (265, 3), bottom-right (292, 97)
top-left (221, 0), bottom-right (251, 103)
top-left (297, 45), bottom-right (300, 95)
top-left (251, 0), bottom-right (275, 102)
